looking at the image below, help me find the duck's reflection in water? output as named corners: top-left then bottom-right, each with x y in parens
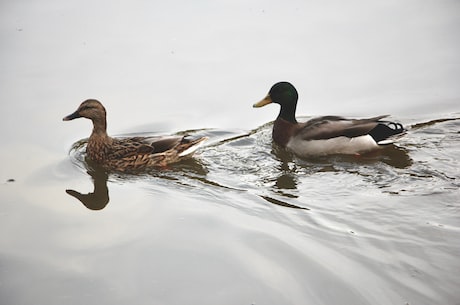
top-left (261, 142), bottom-right (413, 208)
top-left (378, 144), bottom-right (412, 169)
top-left (66, 169), bottom-right (109, 210)
top-left (271, 144), bottom-right (298, 192)
top-left (66, 156), bottom-right (209, 210)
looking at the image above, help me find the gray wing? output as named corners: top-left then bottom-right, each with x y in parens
top-left (297, 115), bottom-right (389, 140)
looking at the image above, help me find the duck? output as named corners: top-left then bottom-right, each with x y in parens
top-left (63, 99), bottom-right (207, 171)
top-left (253, 82), bottom-right (405, 157)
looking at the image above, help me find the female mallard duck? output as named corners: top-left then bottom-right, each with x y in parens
top-left (253, 82), bottom-right (405, 156)
top-left (63, 99), bottom-right (207, 171)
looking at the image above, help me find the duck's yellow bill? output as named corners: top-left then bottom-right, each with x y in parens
top-left (253, 94), bottom-right (272, 108)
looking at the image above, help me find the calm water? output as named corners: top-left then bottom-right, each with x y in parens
top-left (1, 1), bottom-right (460, 305)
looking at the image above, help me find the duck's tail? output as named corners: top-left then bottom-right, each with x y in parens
top-left (178, 136), bottom-right (208, 157)
top-left (369, 121), bottom-right (406, 145)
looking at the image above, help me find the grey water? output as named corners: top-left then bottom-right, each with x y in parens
top-left (1, 1), bottom-right (460, 305)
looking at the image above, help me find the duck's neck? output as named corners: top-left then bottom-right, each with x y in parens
top-left (87, 118), bottom-right (112, 163)
top-left (273, 117), bottom-right (295, 148)
top-left (278, 104), bottom-right (297, 124)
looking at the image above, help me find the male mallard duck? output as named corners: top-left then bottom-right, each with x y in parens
top-left (63, 99), bottom-right (207, 171)
top-left (253, 82), bottom-right (405, 156)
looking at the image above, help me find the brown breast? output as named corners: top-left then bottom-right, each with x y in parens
top-left (272, 117), bottom-right (297, 148)
top-left (87, 135), bottom-right (112, 163)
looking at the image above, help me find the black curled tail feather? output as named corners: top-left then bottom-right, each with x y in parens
top-left (369, 121), bottom-right (405, 143)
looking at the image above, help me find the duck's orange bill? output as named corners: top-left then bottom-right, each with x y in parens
top-left (253, 94), bottom-right (272, 108)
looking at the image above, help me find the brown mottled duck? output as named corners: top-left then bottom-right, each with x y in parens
top-left (63, 99), bottom-right (207, 171)
top-left (253, 82), bottom-right (405, 156)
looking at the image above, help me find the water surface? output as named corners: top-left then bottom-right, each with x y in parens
top-left (1, 1), bottom-right (460, 305)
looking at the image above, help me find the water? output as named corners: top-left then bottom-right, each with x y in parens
top-left (1, 1), bottom-right (460, 305)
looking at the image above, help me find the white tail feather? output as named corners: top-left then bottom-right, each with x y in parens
top-left (179, 138), bottom-right (208, 157)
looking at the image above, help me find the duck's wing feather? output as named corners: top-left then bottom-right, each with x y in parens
top-left (297, 115), bottom-right (390, 140)
top-left (110, 136), bottom-right (184, 159)
top-left (139, 136), bottom-right (184, 153)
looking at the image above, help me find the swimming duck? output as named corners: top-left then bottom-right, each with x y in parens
top-left (253, 82), bottom-right (405, 156)
top-left (63, 99), bottom-right (207, 171)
